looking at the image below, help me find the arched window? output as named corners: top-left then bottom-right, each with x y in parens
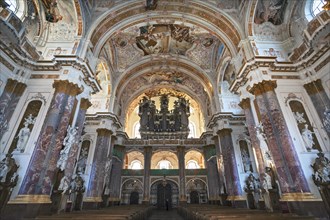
top-left (133, 121), bottom-right (141, 138)
top-left (130, 160), bottom-right (143, 170)
top-left (312, 0), bottom-right (326, 16)
top-left (157, 160), bottom-right (172, 169)
top-left (306, 0), bottom-right (326, 21)
top-left (186, 160), bottom-right (200, 169)
top-left (4, 0), bottom-right (17, 12)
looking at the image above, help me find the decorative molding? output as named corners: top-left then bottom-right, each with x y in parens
top-left (27, 92), bottom-right (47, 104)
top-left (284, 93), bottom-right (303, 106)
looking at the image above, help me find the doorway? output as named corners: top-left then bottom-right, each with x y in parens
top-left (190, 190), bottom-right (199, 204)
top-left (157, 183), bottom-right (172, 209)
top-left (130, 191), bottom-right (139, 204)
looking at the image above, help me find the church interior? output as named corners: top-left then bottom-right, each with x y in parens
top-left (0, 0), bottom-right (329, 219)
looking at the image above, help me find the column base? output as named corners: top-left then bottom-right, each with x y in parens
top-left (281, 200), bottom-right (328, 218)
top-left (208, 200), bottom-right (220, 205)
top-left (179, 199), bottom-right (187, 205)
top-left (226, 196), bottom-right (246, 208)
top-left (108, 198), bottom-right (120, 206)
top-left (142, 199), bottom-right (150, 205)
top-left (82, 197), bottom-right (102, 210)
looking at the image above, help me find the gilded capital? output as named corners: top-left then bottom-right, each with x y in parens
top-left (13, 82), bottom-right (27, 96)
top-left (303, 79), bottom-right (324, 95)
top-left (4, 79), bottom-right (26, 95)
top-left (238, 98), bottom-right (251, 110)
top-left (96, 128), bottom-right (112, 137)
top-left (53, 80), bottom-right (83, 96)
top-left (4, 78), bottom-right (18, 92)
top-left (80, 98), bottom-right (92, 110)
top-left (249, 80), bottom-right (277, 96)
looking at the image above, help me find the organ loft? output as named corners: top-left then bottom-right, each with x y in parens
top-left (138, 95), bottom-right (190, 139)
top-left (0, 0), bottom-right (329, 219)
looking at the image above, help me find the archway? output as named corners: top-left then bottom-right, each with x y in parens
top-left (150, 179), bottom-right (179, 208)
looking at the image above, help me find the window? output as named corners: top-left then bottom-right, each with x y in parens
top-left (186, 160), bottom-right (200, 169)
top-left (5, 0), bottom-right (17, 12)
top-left (158, 160), bottom-right (172, 169)
top-left (312, 0), bottom-right (326, 16)
top-left (130, 160), bottom-right (143, 170)
top-left (306, 0), bottom-right (326, 21)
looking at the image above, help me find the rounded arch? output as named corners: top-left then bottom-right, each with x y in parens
top-left (83, 1), bottom-right (244, 58)
top-left (151, 151), bottom-right (178, 169)
top-left (150, 178), bottom-right (179, 189)
top-left (120, 178), bottom-right (144, 204)
top-left (123, 150), bottom-right (144, 169)
top-left (185, 149), bottom-right (205, 169)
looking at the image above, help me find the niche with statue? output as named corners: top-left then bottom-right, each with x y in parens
top-left (289, 100), bottom-right (321, 152)
top-left (9, 100), bottom-right (42, 153)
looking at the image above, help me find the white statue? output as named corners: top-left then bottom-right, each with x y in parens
top-left (0, 156), bottom-right (10, 183)
top-left (57, 126), bottom-right (78, 171)
top-left (301, 124), bottom-right (314, 151)
top-left (293, 112), bottom-right (306, 124)
top-left (15, 114), bottom-right (36, 152)
top-left (262, 173), bottom-right (272, 190)
top-left (58, 175), bottom-right (70, 194)
top-left (76, 147), bottom-right (88, 174)
top-left (241, 149), bottom-right (252, 172)
top-left (256, 124), bottom-right (273, 166)
top-left (15, 122), bottom-right (31, 152)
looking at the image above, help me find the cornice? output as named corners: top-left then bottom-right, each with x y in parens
top-left (0, 43), bottom-right (100, 93)
top-left (85, 112), bottom-right (122, 129)
top-left (231, 44), bottom-right (329, 92)
top-left (207, 112), bottom-right (245, 129)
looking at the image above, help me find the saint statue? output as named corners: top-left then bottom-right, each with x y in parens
top-left (241, 149), bottom-right (252, 172)
top-left (15, 114), bottom-right (36, 152)
top-left (311, 152), bottom-right (330, 184)
top-left (0, 155), bottom-right (10, 183)
top-left (255, 123), bottom-right (272, 166)
top-left (76, 147), bottom-right (88, 174)
top-left (57, 125), bottom-right (78, 171)
top-left (301, 124), bottom-right (314, 151)
top-left (58, 175), bottom-right (70, 194)
top-left (15, 122), bottom-right (31, 152)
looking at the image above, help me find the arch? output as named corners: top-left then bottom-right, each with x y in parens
top-left (83, 1), bottom-right (244, 58)
top-left (151, 151), bottom-right (178, 169)
top-left (185, 150), bottom-right (205, 169)
top-left (305, 0), bottom-right (326, 21)
top-left (120, 178), bottom-right (144, 205)
top-left (185, 178), bottom-right (208, 204)
top-left (123, 151), bottom-right (144, 169)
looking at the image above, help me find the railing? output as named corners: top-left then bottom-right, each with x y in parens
top-left (121, 169), bottom-right (207, 176)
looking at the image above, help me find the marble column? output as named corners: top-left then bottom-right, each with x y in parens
top-left (249, 80), bottom-right (310, 198)
top-left (85, 128), bottom-right (112, 207)
top-left (218, 129), bottom-right (244, 207)
top-left (203, 145), bottom-right (220, 204)
top-left (108, 145), bottom-right (125, 206)
top-left (177, 146), bottom-right (186, 202)
top-left (0, 78), bottom-right (26, 140)
top-left (19, 80), bottom-right (82, 199)
top-left (304, 79), bottom-right (330, 136)
top-left (239, 98), bottom-right (266, 178)
top-left (64, 98), bottom-right (92, 178)
top-left (142, 146), bottom-right (152, 203)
